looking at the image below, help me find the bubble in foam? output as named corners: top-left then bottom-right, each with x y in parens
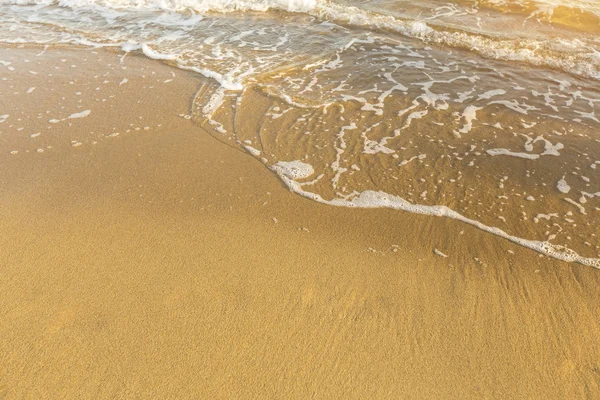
top-left (557, 178), bottom-right (571, 194)
top-left (67, 109), bottom-right (91, 119)
top-left (272, 160), bottom-right (315, 180)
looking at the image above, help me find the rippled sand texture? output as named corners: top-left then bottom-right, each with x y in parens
top-left (2, 46), bottom-right (600, 399)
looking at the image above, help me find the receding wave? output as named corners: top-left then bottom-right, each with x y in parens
top-left (1, 0), bottom-right (599, 268)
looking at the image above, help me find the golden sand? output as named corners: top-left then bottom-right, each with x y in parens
top-left (1, 46), bottom-right (600, 399)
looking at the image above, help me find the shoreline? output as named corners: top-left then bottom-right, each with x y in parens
top-left (1, 45), bottom-right (600, 398)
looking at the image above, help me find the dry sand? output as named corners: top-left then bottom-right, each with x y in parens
top-left (1, 46), bottom-right (600, 399)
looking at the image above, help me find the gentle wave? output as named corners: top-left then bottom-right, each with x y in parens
top-left (309, 2), bottom-right (600, 80)
top-left (0, 0), bottom-right (317, 12)
top-left (2, 0), bottom-right (598, 80)
top-left (479, 0), bottom-right (600, 26)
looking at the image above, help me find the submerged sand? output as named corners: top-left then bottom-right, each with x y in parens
top-left (1, 46), bottom-right (600, 399)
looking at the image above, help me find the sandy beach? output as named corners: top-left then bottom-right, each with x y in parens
top-left (1, 46), bottom-right (600, 399)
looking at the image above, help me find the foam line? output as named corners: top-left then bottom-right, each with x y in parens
top-left (271, 160), bottom-right (600, 268)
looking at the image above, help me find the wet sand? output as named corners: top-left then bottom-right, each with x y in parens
top-left (1, 46), bottom-right (600, 399)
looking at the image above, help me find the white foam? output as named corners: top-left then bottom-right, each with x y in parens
top-left (534, 213), bottom-right (558, 223)
top-left (48, 110), bottom-right (91, 124)
top-left (557, 178), bottom-right (571, 194)
top-left (564, 198), bottom-right (586, 214)
top-left (123, 42), bottom-right (242, 91)
top-left (67, 109), bottom-right (91, 119)
top-left (399, 154), bottom-right (427, 167)
top-left (51, 0), bottom-right (319, 13)
top-left (140, 43), bottom-right (178, 61)
top-left (454, 105), bottom-right (481, 137)
top-left (486, 148), bottom-right (539, 160)
top-left (243, 145), bottom-right (261, 156)
top-left (536, 136), bottom-right (563, 156)
top-left (272, 160), bottom-right (315, 180)
top-left (433, 248), bottom-right (448, 258)
top-left (478, 89), bottom-right (506, 100)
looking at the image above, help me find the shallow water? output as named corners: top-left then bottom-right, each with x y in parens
top-left (0, 0), bottom-right (599, 266)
